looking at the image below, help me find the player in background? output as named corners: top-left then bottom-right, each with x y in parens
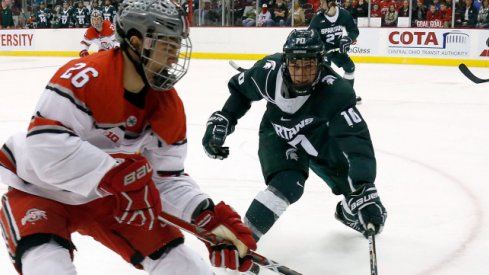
top-left (202, 29), bottom-right (386, 247)
top-left (79, 9), bottom-right (119, 57)
top-left (0, 0), bottom-right (256, 274)
top-left (308, 0), bottom-right (361, 102)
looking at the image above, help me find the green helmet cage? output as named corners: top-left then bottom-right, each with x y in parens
top-left (282, 29), bottom-right (324, 96)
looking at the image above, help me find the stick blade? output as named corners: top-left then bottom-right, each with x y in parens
top-left (458, 64), bottom-right (488, 84)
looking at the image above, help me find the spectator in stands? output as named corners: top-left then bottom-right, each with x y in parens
top-left (379, 0), bottom-right (394, 15)
top-left (434, 0), bottom-right (441, 10)
top-left (412, 0), bottom-right (427, 25)
top-left (476, 0), bottom-right (489, 27)
top-left (303, 2), bottom-right (315, 24)
top-left (1, 0), bottom-right (15, 28)
top-left (382, 4), bottom-right (398, 26)
top-left (54, 1), bottom-right (73, 28)
top-left (91, 0), bottom-right (103, 13)
top-left (426, 4), bottom-right (440, 21)
top-left (343, 0), bottom-right (358, 25)
top-left (371, 3), bottom-right (382, 17)
top-left (242, 4), bottom-right (257, 26)
top-left (257, 3), bottom-right (274, 26)
top-left (354, 0), bottom-right (368, 17)
top-left (35, 2), bottom-right (53, 28)
top-left (455, 0), bottom-right (478, 27)
top-left (272, 0), bottom-right (289, 26)
top-left (72, 0), bottom-right (89, 28)
top-left (398, 0), bottom-right (410, 17)
top-left (348, 0), bottom-right (359, 20)
top-left (7, 0), bottom-right (21, 26)
top-left (311, 0), bottom-right (321, 11)
top-left (102, 0), bottom-right (116, 23)
top-left (26, 14), bottom-right (37, 28)
top-left (439, 1), bottom-right (453, 27)
top-left (193, 0), bottom-right (219, 26)
top-left (343, 0), bottom-right (353, 13)
top-left (230, 0), bottom-right (246, 25)
top-left (288, 0), bottom-right (306, 26)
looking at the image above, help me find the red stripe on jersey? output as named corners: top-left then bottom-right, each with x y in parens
top-left (28, 117), bottom-right (72, 132)
top-left (0, 150), bottom-right (16, 173)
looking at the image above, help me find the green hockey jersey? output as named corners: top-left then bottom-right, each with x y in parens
top-left (222, 53), bottom-right (376, 189)
top-left (308, 8), bottom-right (359, 51)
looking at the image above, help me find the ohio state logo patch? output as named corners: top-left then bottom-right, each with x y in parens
top-left (126, 116), bottom-right (137, 127)
top-left (21, 208), bottom-right (47, 225)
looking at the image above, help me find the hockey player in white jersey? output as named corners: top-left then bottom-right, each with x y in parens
top-left (79, 9), bottom-right (119, 57)
top-left (0, 0), bottom-right (256, 274)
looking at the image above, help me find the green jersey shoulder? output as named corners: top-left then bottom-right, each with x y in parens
top-left (228, 53), bottom-right (355, 110)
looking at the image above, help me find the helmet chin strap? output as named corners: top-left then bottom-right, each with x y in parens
top-left (121, 38), bottom-right (151, 89)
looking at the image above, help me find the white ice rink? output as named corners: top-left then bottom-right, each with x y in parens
top-left (0, 56), bottom-right (488, 275)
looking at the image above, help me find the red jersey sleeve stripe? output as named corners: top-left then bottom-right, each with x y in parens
top-left (27, 117), bottom-right (77, 138)
top-left (0, 145), bottom-right (16, 173)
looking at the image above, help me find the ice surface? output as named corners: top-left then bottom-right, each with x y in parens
top-left (0, 57), bottom-right (488, 275)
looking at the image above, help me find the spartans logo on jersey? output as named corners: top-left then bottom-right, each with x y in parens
top-left (263, 60), bottom-right (276, 70)
top-left (321, 75), bottom-right (337, 85)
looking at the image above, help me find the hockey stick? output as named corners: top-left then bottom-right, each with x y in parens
top-left (158, 211), bottom-right (303, 275)
top-left (367, 224), bottom-right (378, 275)
top-left (229, 60), bottom-right (246, 72)
top-left (229, 48), bottom-right (341, 73)
top-left (458, 64), bottom-right (489, 84)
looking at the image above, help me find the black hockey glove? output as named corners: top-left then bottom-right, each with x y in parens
top-left (202, 111), bottom-right (235, 160)
top-left (339, 36), bottom-right (353, 54)
top-left (340, 183), bottom-right (387, 236)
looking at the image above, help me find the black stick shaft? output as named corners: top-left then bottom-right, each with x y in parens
top-left (367, 224), bottom-right (378, 275)
top-left (158, 211), bottom-right (303, 275)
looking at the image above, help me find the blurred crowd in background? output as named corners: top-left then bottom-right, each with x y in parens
top-left (0, 0), bottom-right (487, 29)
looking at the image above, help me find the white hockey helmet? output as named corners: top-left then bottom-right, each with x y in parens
top-left (115, 0), bottom-right (192, 91)
top-left (91, 9), bottom-right (103, 31)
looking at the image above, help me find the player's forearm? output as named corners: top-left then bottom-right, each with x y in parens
top-left (24, 131), bottom-right (116, 197)
top-left (222, 89), bottom-right (252, 123)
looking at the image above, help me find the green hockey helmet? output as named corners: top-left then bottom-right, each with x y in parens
top-left (282, 29), bottom-right (324, 96)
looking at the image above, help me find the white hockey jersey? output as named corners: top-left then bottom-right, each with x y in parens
top-left (80, 20), bottom-right (119, 52)
top-left (0, 49), bottom-right (208, 222)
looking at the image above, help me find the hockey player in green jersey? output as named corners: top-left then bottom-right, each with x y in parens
top-left (309, 0), bottom-right (359, 91)
top-left (202, 29), bottom-right (387, 245)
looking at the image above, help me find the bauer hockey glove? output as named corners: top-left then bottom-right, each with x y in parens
top-left (79, 49), bottom-right (89, 57)
top-left (339, 36), bottom-right (353, 53)
top-left (195, 201), bottom-right (256, 272)
top-left (98, 154), bottom-right (161, 231)
top-left (202, 111), bottom-right (235, 160)
top-left (339, 183), bottom-right (387, 236)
